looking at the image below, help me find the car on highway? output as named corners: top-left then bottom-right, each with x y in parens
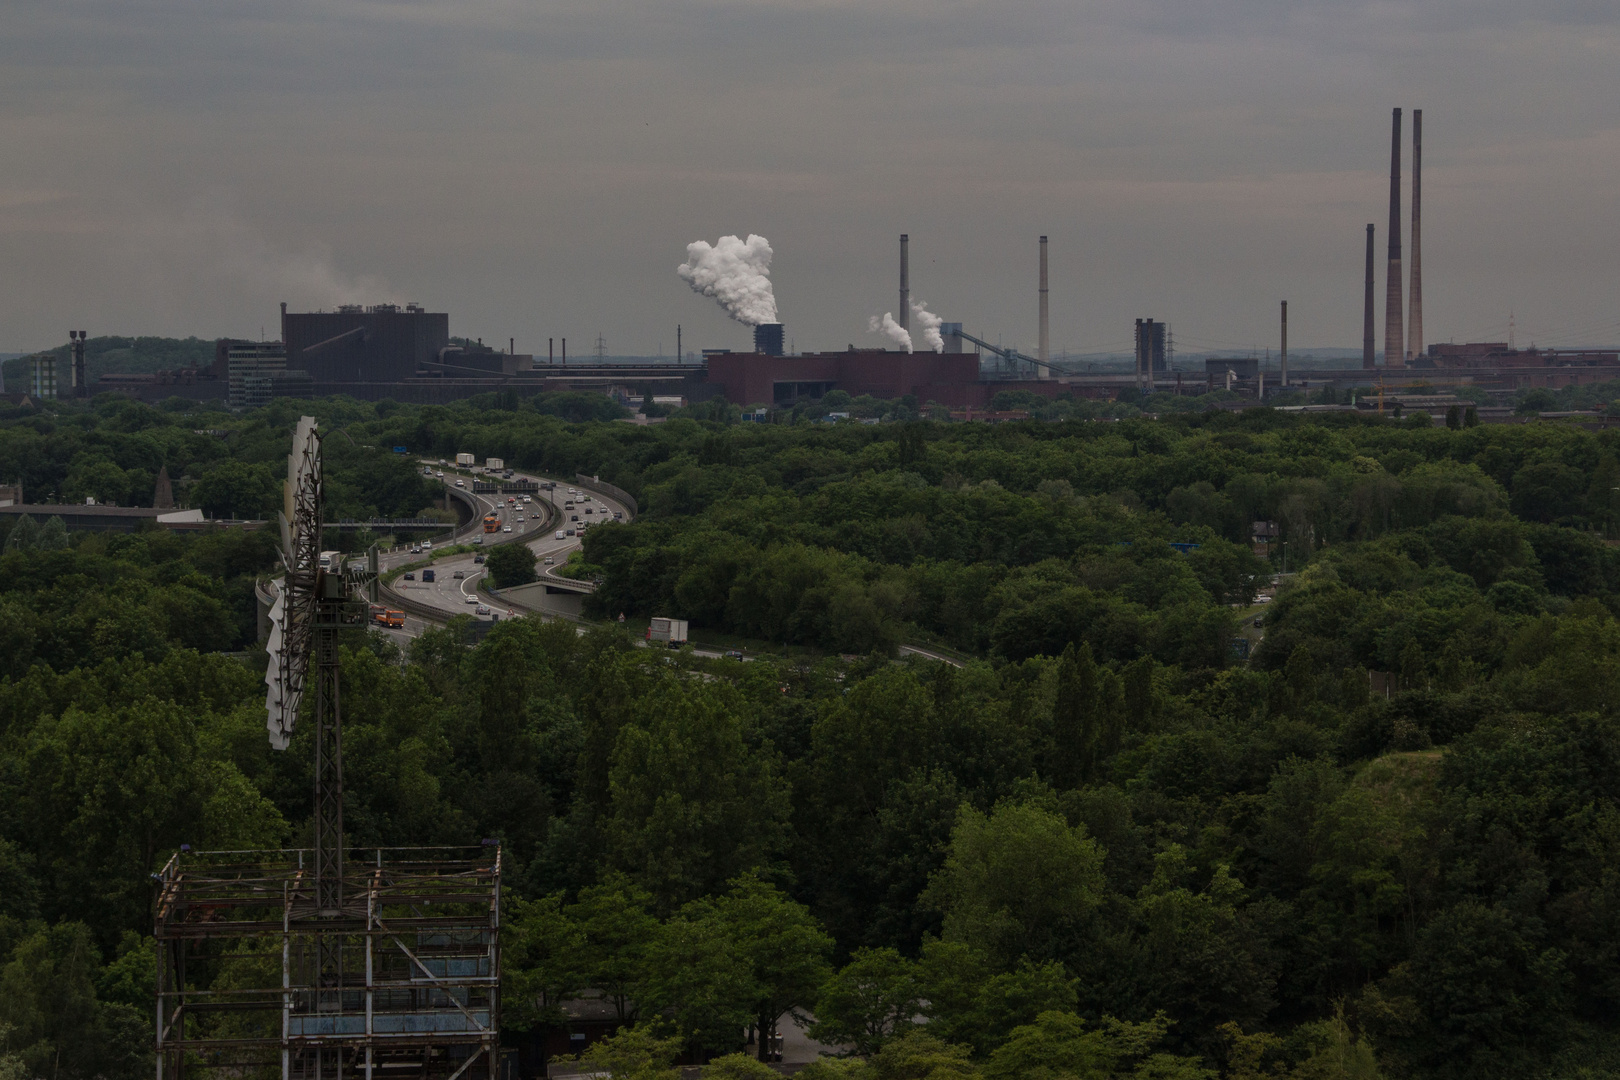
top-left (474, 554), bottom-right (485, 564)
top-left (453, 570), bottom-right (466, 579)
top-left (566, 528), bottom-right (575, 536)
top-left (724, 650), bottom-right (744, 661)
top-left (404, 572), bottom-right (415, 580)
top-left (613, 511), bottom-right (623, 520)
top-left (423, 541), bottom-right (433, 551)
top-left (476, 605), bottom-right (491, 615)
top-left (465, 595), bottom-right (478, 604)
top-left (472, 536), bottom-right (484, 545)
top-left (570, 514), bottom-right (579, 522)
top-left (454, 479), bottom-right (465, 487)
top-left (543, 556), bottom-right (554, 565)
top-left (515, 515), bottom-right (524, 522)
top-left (555, 530), bottom-right (565, 539)
top-left (435, 470), bottom-right (444, 477)
top-left (411, 545), bottom-right (422, 554)
top-left (503, 525), bottom-right (512, 532)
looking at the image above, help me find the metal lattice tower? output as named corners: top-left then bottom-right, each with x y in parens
top-left (158, 418), bottom-right (498, 1080)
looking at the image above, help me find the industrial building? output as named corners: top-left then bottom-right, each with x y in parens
top-left (1135, 320), bottom-right (1167, 376)
top-left (282, 302), bottom-right (449, 382)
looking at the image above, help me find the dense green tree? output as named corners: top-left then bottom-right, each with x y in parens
top-left (485, 540), bottom-right (539, 587)
top-left (924, 803), bottom-right (1106, 969)
top-left (608, 679), bottom-right (792, 910)
top-left (566, 872), bottom-right (662, 1022)
top-left (811, 947), bottom-right (924, 1054)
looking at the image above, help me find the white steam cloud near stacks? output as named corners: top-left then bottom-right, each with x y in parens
top-left (910, 300), bottom-right (944, 353)
top-left (677, 234), bottom-right (779, 327)
top-left (868, 312), bottom-right (912, 352)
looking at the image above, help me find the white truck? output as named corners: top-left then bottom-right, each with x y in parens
top-left (485, 457), bottom-right (505, 470)
top-left (646, 617), bottom-right (689, 648)
top-left (454, 453), bottom-right (476, 467)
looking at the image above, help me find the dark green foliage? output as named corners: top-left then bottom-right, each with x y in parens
top-left (0, 398), bottom-right (1617, 1077)
top-left (485, 539), bottom-right (538, 587)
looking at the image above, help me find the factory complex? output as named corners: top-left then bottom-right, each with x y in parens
top-left (18, 111), bottom-right (1620, 416)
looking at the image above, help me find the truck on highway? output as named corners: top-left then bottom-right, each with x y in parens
top-left (422, 569), bottom-right (436, 583)
top-left (646, 617), bottom-right (689, 648)
top-left (485, 457), bottom-right (505, 470)
top-left (455, 453), bottom-right (476, 467)
top-left (369, 606), bottom-right (405, 628)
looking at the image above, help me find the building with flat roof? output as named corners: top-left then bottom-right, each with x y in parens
top-left (29, 355), bottom-right (56, 399)
top-left (281, 302), bottom-right (450, 383)
top-left (224, 340), bottom-right (287, 409)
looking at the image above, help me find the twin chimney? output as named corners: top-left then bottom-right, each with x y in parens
top-left (1379, 107), bottom-right (1424, 367)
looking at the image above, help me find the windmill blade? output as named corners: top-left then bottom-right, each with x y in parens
top-left (263, 582), bottom-right (294, 749)
top-left (265, 416), bottom-right (323, 750)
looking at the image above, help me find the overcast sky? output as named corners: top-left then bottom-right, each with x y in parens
top-left (3, 0), bottom-right (1617, 358)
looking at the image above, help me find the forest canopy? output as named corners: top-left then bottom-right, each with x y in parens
top-left (1, 393), bottom-right (1618, 1079)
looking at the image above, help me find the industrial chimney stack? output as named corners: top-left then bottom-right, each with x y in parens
top-left (899, 234), bottom-right (910, 331)
top-left (1407, 109), bottom-right (1423, 365)
top-left (70, 330), bottom-right (88, 398)
top-left (1363, 224), bottom-right (1376, 369)
top-left (1279, 301), bottom-right (1288, 389)
top-left (1038, 236), bottom-right (1050, 380)
top-left (1385, 108), bottom-right (1404, 367)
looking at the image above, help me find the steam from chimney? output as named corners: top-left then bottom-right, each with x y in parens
top-left (869, 313), bottom-right (913, 352)
top-left (909, 300), bottom-right (944, 353)
top-left (677, 234), bottom-right (779, 326)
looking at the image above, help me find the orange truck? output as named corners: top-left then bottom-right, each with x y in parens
top-left (369, 605), bottom-right (405, 628)
top-left (483, 513), bottom-right (501, 533)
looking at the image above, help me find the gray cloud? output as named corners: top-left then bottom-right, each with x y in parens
top-left (2, 0), bottom-right (1618, 356)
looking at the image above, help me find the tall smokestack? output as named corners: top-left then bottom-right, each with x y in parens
top-left (1385, 107), bottom-right (1404, 367)
top-left (1407, 108), bottom-right (1423, 365)
top-left (1038, 236), bottom-right (1050, 379)
top-left (1363, 224), bottom-right (1376, 369)
top-left (899, 234), bottom-right (910, 331)
top-left (1280, 301), bottom-right (1288, 388)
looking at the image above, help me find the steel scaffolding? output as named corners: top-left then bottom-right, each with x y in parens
top-left (154, 845), bottom-right (501, 1080)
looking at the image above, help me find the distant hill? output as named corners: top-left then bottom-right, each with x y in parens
top-left (0, 336), bottom-right (217, 391)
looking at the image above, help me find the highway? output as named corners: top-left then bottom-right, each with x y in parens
top-left (374, 466), bottom-right (630, 643)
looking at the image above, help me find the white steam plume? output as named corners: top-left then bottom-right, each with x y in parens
top-left (868, 312), bottom-right (913, 352)
top-left (677, 234), bottom-right (778, 326)
top-left (910, 300), bottom-right (944, 353)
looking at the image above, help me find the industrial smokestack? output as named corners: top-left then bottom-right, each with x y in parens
top-left (1280, 301), bottom-right (1288, 389)
top-left (1363, 224), bottom-right (1376, 369)
top-left (1407, 109), bottom-right (1423, 365)
top-left (1385, 107), bottom-right (1404, 367)
top-left (899, 234), bottom-right (910, 331)
top-left (1038, 236), bottom-right (1050, 380)
top-left (754, 323), bottom-right (784, 356)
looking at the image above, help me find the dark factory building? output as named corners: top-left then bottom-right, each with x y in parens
top-left (281, 302), bottom-right (449, 383)
top-left (1135, 319), bottom-right (1167, 374)
top-left (704, 349), bottom-right (1072, 410)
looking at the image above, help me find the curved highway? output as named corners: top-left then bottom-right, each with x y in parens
top-left (377, 467), bottom-right (630, 640)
